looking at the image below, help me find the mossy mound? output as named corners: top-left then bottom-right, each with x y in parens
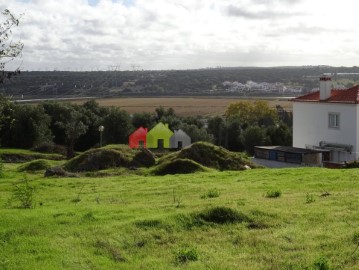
top-left (18, 159), bottom-right (52, 172)
top-left (152, 158), bottom-right (209, 175)
top-left (64, 145), bottom-right (155, 172)
top-left (159, 142), bottom-right (255, 171)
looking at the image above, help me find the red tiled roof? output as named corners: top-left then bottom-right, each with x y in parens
top-left (293, 85), bottom-right (359, 104)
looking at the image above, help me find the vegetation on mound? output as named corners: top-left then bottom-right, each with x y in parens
top-left (159, 141), bottom-right (255, 171)
top-left (152, 158), bottom-right (209, 175)
top-left (64, 145), bottom-right (155, 172)
top-left (17, 159), bottom-right (52, 172)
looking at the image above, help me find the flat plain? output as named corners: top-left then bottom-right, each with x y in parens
top-left (80, 97), bottom-right (294, 116)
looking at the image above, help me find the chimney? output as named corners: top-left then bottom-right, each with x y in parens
top-left (319, 76), bottom-right (332, 100)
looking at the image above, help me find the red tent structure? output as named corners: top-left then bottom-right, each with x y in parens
top-left (129, 127), bottom-right (148, 148)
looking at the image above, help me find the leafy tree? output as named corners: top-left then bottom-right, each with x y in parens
top-left (55, 107), bottom-right (88, 158)
top-left (226, 116), bottom-right (244, 151)
top-left (180, 123), bottom-right (213, 143)
top-left (155, 106), bottom-right (175, 121)
top-left (207, 116), bottom-right (226, 146)
top-left (0, 9), bottom-right (23, 83)
top-left (76, 100), bottom-right (107, 150)
top-left (0, 95), bottom-right (15, 145)
top-left (42, 102), bottom-right (70, 145)
top-left (181, 116), bottom-right (204, 129)
top-left (6, 104), bottom-right (52, 148)
top-left (240, 125), bottom-right (270, 155)
top-left (102, 107), bottom-right (132, 145)
top-left (266, 123), bottom-right (292, 146)
top-left (132, 112), bottom-right (156, 129)
top-left (225, 101), bottom-right (278, 127)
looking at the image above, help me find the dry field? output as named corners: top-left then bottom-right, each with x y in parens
top-left (81, 97), bottom-right (293, 116)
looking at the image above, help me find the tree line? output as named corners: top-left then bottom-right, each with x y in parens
top-left (0, 97), bottom-right (292, 157)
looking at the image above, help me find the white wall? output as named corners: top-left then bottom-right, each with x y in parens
top-left (293, 102), bottom-right (359, 161)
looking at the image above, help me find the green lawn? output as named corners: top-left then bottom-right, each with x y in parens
top-left (0, 165), bottom-right (358, 269)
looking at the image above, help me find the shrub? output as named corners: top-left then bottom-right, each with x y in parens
top-left (174, 246), bottom-right (198, 264)
top-left (7, 178), bottom-right (36, 209)
top-left (18, 159), bottom-right (51, 172)
top-left (266, 190), bottom-right (281, 198)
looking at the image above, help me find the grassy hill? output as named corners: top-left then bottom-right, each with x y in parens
top-left (0, 163), bottom-right (358, 269)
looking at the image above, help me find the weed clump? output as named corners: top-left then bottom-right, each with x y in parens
top-left (196, 206), bottom-right (251, 224)
top-left (152, 158), bottom-right (208, 175)
top-left (200, 188), bottom-right (220, 199)
top-left (158, 141), bottom-right (256, 171)
top-left (18, 159), bottom-right (51, 172)
top-left (174, 246), bottom-right (199, 264)
top-left (265, 190), bottom-right (282, 198)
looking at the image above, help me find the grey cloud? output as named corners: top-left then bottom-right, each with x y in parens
top-left (251, 0), bottom-right (303, 4)
top-left (265, 25), bottom-right (344, 38)
top-left (226, 5), bottom-right (301, 19)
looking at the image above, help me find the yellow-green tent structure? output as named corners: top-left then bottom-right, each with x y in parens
top-left (146, 122), bottom-right (174, 148)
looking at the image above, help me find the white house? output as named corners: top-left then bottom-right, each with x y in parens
top-left (293, 76), bottom-right (359, 163)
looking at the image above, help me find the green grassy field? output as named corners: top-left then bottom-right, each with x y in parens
top-left (0, 163), bottom-right (358, 269)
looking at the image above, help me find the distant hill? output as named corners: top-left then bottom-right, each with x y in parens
top-left (3, 66), bottom-right (359, 99)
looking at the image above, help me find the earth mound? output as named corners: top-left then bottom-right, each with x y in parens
top-left (64, 145), bottom-right (155, 172)
top-left (18, 159), bottom-right (52, 172)
top-left (159, 142), bottom-right (255, 171)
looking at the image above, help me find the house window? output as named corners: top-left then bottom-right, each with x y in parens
top-left (328, 113), bottom-right (340, 129)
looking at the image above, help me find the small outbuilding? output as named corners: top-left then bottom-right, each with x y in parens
top-left (170, 129), bottom-right (191, 149)
top-left (254, 146), bottom-right (327, 165)
top-left (146, 122), bottom-right (174, 149)
top-left (129, 127), bottom-right (148, 149)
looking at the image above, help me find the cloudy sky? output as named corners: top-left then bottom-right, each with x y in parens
top-left (2, 0), bottom-right (359, 71)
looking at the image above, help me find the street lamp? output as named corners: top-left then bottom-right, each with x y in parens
top-left (98, 125), bottom-right (104, 147)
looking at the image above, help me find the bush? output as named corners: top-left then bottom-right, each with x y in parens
top-left (18, 159), bottom-right (51, 172)
top-left (174, 246), bottom-right (198, 264)
top-left (266, 190), bottom-right (281, 198)
top-left (7, 178), bottom-right (36, 209)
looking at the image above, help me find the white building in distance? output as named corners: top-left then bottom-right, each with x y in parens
top-left (293, 76), bottom-right (359, 163)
